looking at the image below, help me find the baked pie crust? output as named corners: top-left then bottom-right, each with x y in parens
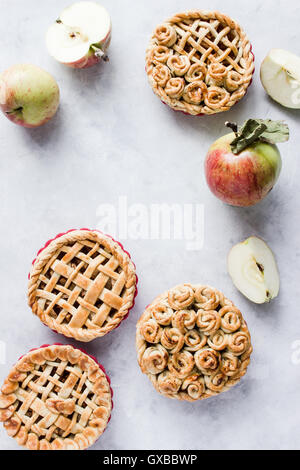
top-left (0, 344), bottom-right (112, 450)
top-left (146, 10), bottom-right (254, 115)
top-left (28, 230), bottom-right (137, 342)
top-left (136, 284), bottom-right (252, 401)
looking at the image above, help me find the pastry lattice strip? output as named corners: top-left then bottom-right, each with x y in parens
top-left (36, 240), bottom-right (127, 329)
top-left (12, 360), bottom-right (99, 441)
top-left (172, 18), bottom-right (244, 73)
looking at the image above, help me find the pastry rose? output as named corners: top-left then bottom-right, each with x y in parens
top-left (197, 309), bottom-right (221, 335)
top-left (172, 309), bottom-right (197, 332)
top-left (185, 63), bottom-right (207, 82)
top-left (182, 81), bottom-right (207, 105)
top-left (152, 64), bottom-right (171, 87)
top-left (165, 78), bottom-right (185, 98)
top-left (167, 54), bottom-right (190, 76)
top-left (168, 284), bottom-right (194, 310)
top-left (184, 329), bottom-right (207, 351)
top-left (149, 45), bottom-right (170, 63)
top-left (207, 330), bottom-right (227, 351)
top-left (220, 306), bottom-right (241, 333)
top-left (225, 71), bottom-right (244, 91)
top-left (157, 371), bottom-right (182, 395)
top-left (204, 86), bottom-right (230, 110)
top-left (168, 351), bottom-right (195, 379)
top-left (241, 343), bottom-right (253, 361)
top-left (154, 23), bottom-right (177, 47)
top-left (161, 327), bottom-right (184, 354)
top-left (228, 331), bottom-right (251, 356)
top-left (204, 372), bottom-right (228, 392)
top-left (142, 345), bottom-right (168, 374)
top-left (150, 302), bottom-right (173, 326)
top-left (181, 374), bottom-right (205, 400)
top-left (194, 348), bottom-right (220, 374)
top-left (207, 63), bottom-right (228, 85)
top-left (220, 352), bottom-right (241, 377)
top-left (140, 318), bottom-right (162, 344)
top-left (194, 286), bottom-right (224, 311)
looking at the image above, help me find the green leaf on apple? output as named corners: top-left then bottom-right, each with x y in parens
top-left (229, 119), bottom-right (289, 155)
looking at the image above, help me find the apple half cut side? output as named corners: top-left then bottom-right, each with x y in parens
top-left (260, 49), bottom-right (300, 109)
top-left (46, 1), bottom-right (111, 69)
top-left (228, 237), bottom-right (280, 304)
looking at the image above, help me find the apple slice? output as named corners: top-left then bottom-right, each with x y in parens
top-left (228, 237), bottom-right (280, 304)
top-left (260, 49), bottom-right (300, 109)
top-left (46, 1), bottom-right (111, 69)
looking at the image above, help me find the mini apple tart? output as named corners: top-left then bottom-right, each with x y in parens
top-left (146, 10), bottom-right (255, 115)
top-left (136, 284), bottom-right (252, 401)
top-left (28, 229), bottom-right (137, 342)
top-left (0, 344), bottom-right (112, 450)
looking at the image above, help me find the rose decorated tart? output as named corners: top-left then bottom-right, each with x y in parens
top-left (28, 229), bottom-right (137, 342)
top-left (0, 344), bottom-right (112, 450)
top-left (146, 10), bottom-right (254, 115)
top-left (136, 284), bottom-right (252, 401)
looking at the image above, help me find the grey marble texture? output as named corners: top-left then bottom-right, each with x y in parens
top-left (0, 0), bottom-right (300, 451)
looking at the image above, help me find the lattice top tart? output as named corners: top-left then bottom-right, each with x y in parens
top-left (146, 10), bottom-right (254, 115)
top-left (0, 345), bottom-right (112, 450)
top-left (136, 284), bottom-right (252, 401)
top-left (28, 230), bottom-right (137, 342)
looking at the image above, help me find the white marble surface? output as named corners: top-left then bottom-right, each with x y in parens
top-left (0, 0), bottom-right (300, 451)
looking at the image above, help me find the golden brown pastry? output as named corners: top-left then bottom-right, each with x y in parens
top-left (0, 345), bottom-right (112, 450)
top-left (136, 284), bottom-right (252, 401)
top-left (28, 229), bottom-right (137, 342)
top-left (146, 10), bottom-right (254, 115)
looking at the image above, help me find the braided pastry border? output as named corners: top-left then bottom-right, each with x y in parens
top-left (146, 10), bottom-right (255, 116)
top-left (136, 284), bottom-right (252, 402)
top-left (0, 344), bottom-right (112, 450)
top-left (28, 229), bottom-right (137, 342)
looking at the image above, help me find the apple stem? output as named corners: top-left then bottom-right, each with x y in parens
top-left (92, 45), bottom-right (109, 62)
top-left (225, 121), bottom-right (239, 137)
top-left (6, 107), bottom-right (22, 115)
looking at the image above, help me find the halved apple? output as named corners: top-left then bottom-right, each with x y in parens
top-left (46, 1), bottom-right (111, 69)
top-left (228, 237), bottom-right (280, 304)
top-left (260, 49), bottom-right (300, 109)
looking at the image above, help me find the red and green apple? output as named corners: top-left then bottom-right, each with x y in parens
top-left (0, 64), bottom-right (60, 128)
top-left (204, 119), bottom-right (289, 207)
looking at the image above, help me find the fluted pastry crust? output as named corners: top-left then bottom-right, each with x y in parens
top-left (136, 284), bottom-right (252, 401)
top-left (146, 10), bottom-right (254, 115)
top-left (0, 345), bottom-right (112, 450)
top-left (28, 230), bottom-right (137, 342)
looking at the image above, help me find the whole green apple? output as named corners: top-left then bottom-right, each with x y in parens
top-left (0, 64), bottom-right (60, 128)
top-left (205, 120), bottom-right (289, 207)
